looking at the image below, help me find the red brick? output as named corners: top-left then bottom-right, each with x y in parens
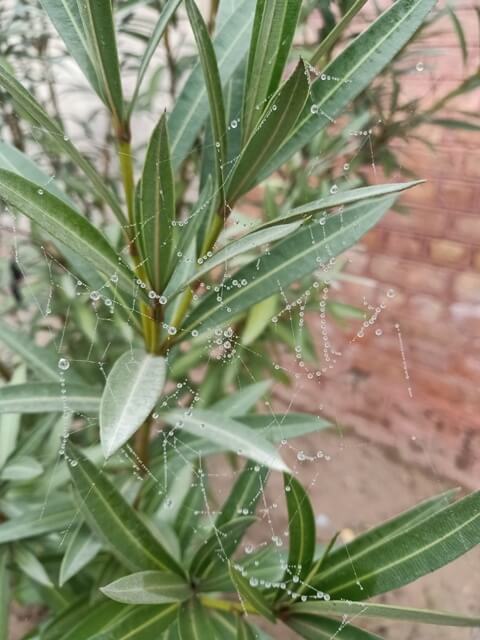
top-left (408, 295), bottom-right (445, 323)
top-left (369, 255), bottom-right (450, 295)
top-left (401, 180), bottom-right (438, 206)
top-left (430, 239), bottom-right (469, 266)
top-left (386, 232), bottom-right (424, 259)
top-left (381, 208), bottom-right (447, 236)
top-left (473, 251), bottom-right (480, 271)
top-left (453, 272), bottom-right (480, 303)
top-left (438, 181), bottom-right (476, 211)
top-left (450, 215), bottom-right (480, 242)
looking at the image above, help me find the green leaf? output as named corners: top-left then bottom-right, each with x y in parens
top-left (14, 544), bottom-right (53, 587)
top-left (236, 616), bottom-right (256, 640)
top-left (0, 63), bottom-right (124, 222)
top-left (281, 475), bottom-right (315, 586)
top-left (310, 0), bottom-right (369, 66)
top-left (285, 613), bottom-right (382, 639)
top-left (101, 571), bottom-right (191, 605)
top-left (190, 517), bottom-right (256, 579)
top-left (315, 491), bottom-right (480, 599)
top-left (0, 548), bottom-right (9, 640)
top-left (138, 113), bottom-right (176, 292)
top-left (39, 0), bottom-right (102, 97)
top-left (128, 0), bottom-right (182, 116)
top-left (174, 476), bottom-right (205, 551)
top-left (77, 0), bottom-right (124, 125)
top-left (256, 181), bottom-right (424, 230)
top-left (0, 321), bottom-right (84, 385)
top-left (215, 461), bottom-right (269, 528)
top-left (0, 366), bottom-right (25, 469)
top-left (258, 0), bottom-right (437, 183)
top-left (242, 296), bottom-right (278, 346)
top-left (288, 601), bottom-right (480, 628)
top-left (0, 171), bottom-right (138, 299)
top-left (431, 118), bottom-right (480, 131)
top-left (92, 604), bottom-right (179, 640)
top-left (0, 141), bottom-right (74, 205)
top-left (0, 503), bottom-right (75, 544)
top-left (59, 523), bottom-right (102, 586)
top-left (185, 0), bottom-right (227, 204)
top-left (229, 565), bottom-right (276, 623)
top-left (164, 409), bottom-right (289, 472)
top-left (242, 0), bottom-right (301, 138)
top-left (211, 381), bottom-right (272, 417)
top-left (44, 599), bottom-right (126, 640)
top-left (313, 489), bottom-right (458, 585)
top-left (182, 196), bottom-right (396, 335)
top-left (1, 456), bottom-right (43, 481)
top-left (227, 60), bottom-right (310, 203)
top-left (169, 0), bottom-right (255, 168)
top-left (446, 6), bottom-right (467, 65)
top-left (100, 349), bottom-right (167, 458)
top-left (240, 413), bottom-right (332, 441)
top-left (177, 599), bottom-right (214, 640)
top-left (173, 222), bottom-right (301, 297)
top-left (66, 443), bottom-right (184, 576)
top-left (0, 383), bottom-right (100, 414)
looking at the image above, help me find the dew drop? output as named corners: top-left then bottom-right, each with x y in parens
top-left (90, 290), bottom-right (100, 302)
top-left (58, 358), bottom-right (70, 371)
top-left (416, 61), bottom-right (424, 72)
top-left (330, 184), bottom-right (338, 195)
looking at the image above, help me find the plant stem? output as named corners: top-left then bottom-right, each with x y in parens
top-left (200, 595), bottom-right (257, 615)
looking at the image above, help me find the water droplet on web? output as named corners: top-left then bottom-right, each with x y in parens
top-left (37, 188), bottom-right (44, 195)
top-left (90, 290), bottom-right (100, 301)
top-left (167, 326), bottom-right (177, 336)
top-left (310, 104), bottom-right (319, 115)
top-left (111, 274), bottom-right (118, 284)
top-left (343, 163), bottom-right (350, 171)
top-left (70, 459), bottom-right (78, 467)
top-left (58, 358), bottom-right (70, 371)
top-left (230, 119), bottom-right (238, 129)
top-left (416, 61), bottom-right (424, 72)
top-left (330, 184), bottom-right (338, 194)
top-left (249, 577), bottom-right (259, 587)
top-left (386, 288), bottom-right (395, 298)
top-left (375, 329), bottom-right (383, 336)
top-left (245, 544), bottom-right (254, 554)
top-left (159, 295), bottom-right (167, 305)
top-left (148, 291), bottom-right (156, 299)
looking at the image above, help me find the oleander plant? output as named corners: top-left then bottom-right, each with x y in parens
top-left (0, 1), bottom-right (479, 638)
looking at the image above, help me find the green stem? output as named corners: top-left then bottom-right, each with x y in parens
top-left (200, 595), bottom-right (257, 615)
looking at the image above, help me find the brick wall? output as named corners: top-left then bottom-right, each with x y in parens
top-left (276, 3), bottom-right (480, 488)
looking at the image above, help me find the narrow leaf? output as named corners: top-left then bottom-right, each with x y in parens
top-left (258, 0), bottom-right (437, 183)
top-left (227, 60), bottom-right (310, 203)
top-left (257, 181), bottom-right (424, 230)
top-left (236, 616), bottom-right (256, 640)
top-left (173, 222), bottom-right (301, 297)
top-left (66, 443), bottom-right (184, 576)
top-left (77, 0), bottom-right (124, 124)
top-left (178, 599), bottom-right (214, 640)
top-left (128, 0), bottom-right (182, 116)
top-left (0, 321), bottom-right (84, 385)
top-left (0, 171), bottom-right (138, 299)
top-left (310, 0), bottom-right (369, 66)
top-left (0, 383), bottom-right (100, 414)
top-left (91, 604), bottom-right (179, 640)
top-left (138, 114), bottom-right (176, 292)
top-left (182, 196), bottom-right (396, 335)
top-left (0, 503), bottom-right (75, 544)
top-left (281, 475), bottom-right (315, 585)
top-left (59, 523), bottom-right (102, 586)
top-left (164, 409), bottom-right (289, 472)
top-left (174, 476), bottom-right (205, 551)
top-left (0, 63), bottom-right (124, 222)
top-left (190, 517), bottom-right (256, 579)
top-left (185, 0), bottom-right (227, 204)
top-left (1, 456), bottom-right (43, 481)
top-left (315, 491), bottom-right (480, 599)
top-left (42, 599), bottom-right (125, 640)
top-left (0, 366), bottom-right (25, 469)
top-left (288, 601), bottom-right (480, 628)
top-left (240, 413), bottom-right (331, 441)
top-left (169, 0), bottom-right (255, 168)
top-left (100, 349), bottom-right (167, 458)
top-left (101, 571), bottom-right (191, 605)
top-left (241, 296), bottom-right (279, 346)
top-left (243, 0), bottom-right (301, 138)
top-left (14, 544), bottom-right (53, 587)
top-left (40, 0), bottom-right (102, 97)
top-left (229, 565), bottom-right (276, 623)
top-left (215, 461), bottom-right (269, 528)
top-left (286, 613), bottom-right (382, 639)
top-left (211, 381), bottom-right (272, 418)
